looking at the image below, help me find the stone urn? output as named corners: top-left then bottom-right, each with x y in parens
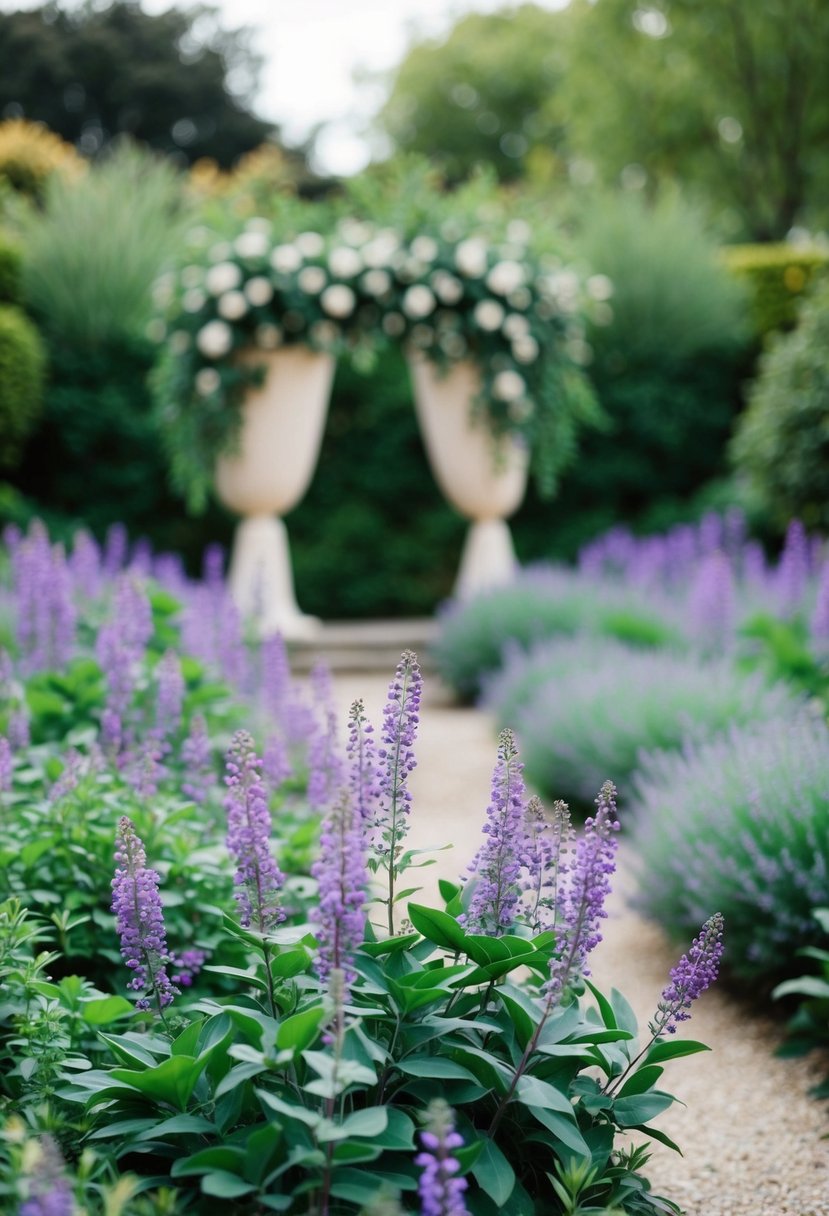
top-left (214, 346), bottom-right (335, 639)
top-left (408, 352), bottom-right (529, 599)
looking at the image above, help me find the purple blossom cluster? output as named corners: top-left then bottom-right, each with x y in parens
top-left (347, 699), bottom-right (380, 825)
top-left (373, 650), bottom-right (422, 863)
top-left (463, 729), bottom-right (528, 935)
top-left (416, 1100), bottom-right (469, 1216)
top-left (169, 947), bottom-right (208, 988)
top-left (521, 796), bottom-right (573, 934)
top-left (10, 522), bottom-right (76, 674)
top-left (0, 735), bottom-right (11, 795)
top-left (651, 913), bottom-right (724, 1035)
top-left (111, 817), bottom-right (178, 1012)
top-left (19, 1135), bottom-right (74, 1216)
top-left (310, 792), bottom-right (368, 997)
top-left (307, 662), bottom-right (345, 814)
top-left (96, 576), bottom-right (153, 755)
top-left (181, 713), bottom-right (214, 805)
top-left (224, 731), bottom-right (285, 932)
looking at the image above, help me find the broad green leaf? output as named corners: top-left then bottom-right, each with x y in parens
top-left (517, 1075), bottom-right (578, 1116)
top-left (408, 904), bottom-right (468, 952)
top-left (583, 980), bottom-right (617, 1030)
top-left (472, 1138), bottom-right (515, 1206)
top-left (613, 1091), bottom-right (675, 1127)
top-left (339, 1107), bottom-right (388, 1139)
top-left (172, 1147), bottom-right (246, 1178)
top-left (635, 1124), bottom-right (684, 1155)
top-left (617, 1064), bottom-right (664, 1098)
top-left (396, 1058), bottom-right (480, 1082)
top-left (201, 1171), bottom-right (257, 1198)
top-left (257, 1090), bottom-right (320, 1128)
top-left (527, 1105), bottom-right (591, 1158)
top-left (137, 1114), bottom-right (217, 1139)
top-left (773, 976), bottom-right (829, 1000)
top-left (276, 1005), bottom-right (325, 1052)
top-left (360, 932), bottom-right (420, 958)
top-left (214, 1061), bottom-right (267, 1099)
top-left (645, 1039), bottom-right (711, 1065)
top-left (270, 947), bottom-right (312, 979)
top-left (111, 1055), bottom-right (207, 1111)
top-left (80, 996), bottom-right (135, 1025)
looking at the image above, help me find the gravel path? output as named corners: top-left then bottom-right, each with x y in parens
top-left (326, 667), bottom-right (829, 1216)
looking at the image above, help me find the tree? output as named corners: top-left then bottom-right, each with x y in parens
top-left (0, 1), bottom-right (276, 167)
top-left (559, 0), bottom-right (829, 240)
top-left (376, 5), bottom-right (568, 184)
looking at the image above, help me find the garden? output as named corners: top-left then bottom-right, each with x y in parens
top-left (2, 1), bottom-right (829, 1214)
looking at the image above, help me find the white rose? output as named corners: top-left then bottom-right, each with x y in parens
top-left (298, 266), bottom-right (326, 294)
top-left (208, 241), bottom-right (232, 262)
top-left (402, 284), bottom-right (436, 319)
top-left (183, 288), bottom-right (206, 313)
top-left (587, 273), bottom-right (613, 301)
top-left (411, 235), bottom-right (438, 262)
top-left (181, 265), bottom-right (203, 289)
top-left (196, 319), bottom-right (233, 359)
top-left (328, 246), bottom-right (363, 278)
top-left (321, 284), bottom-right (356, 318)
top-left (512, 335), bottom-right (539, 364)
top-left (338, 218), bottom-right (373, 246)
top-left (454, 237), bottom-right (489, 278)
top-left (217, 290), bottom-right (248, 320)
top-left (362, 268), bottom-right (392, 296)
top-left (255, 322), bottom-right (282, 349)
top-left (492, 369), bottom-right (526, 401)
top-left (244, 276), bottom-right (274, 306)
top-left (195, 367), bottom-right (221, 396)
top-left (430, 271), bottom-right (463, 305)
top-left (170, 330), bottom-right (190, 354)
top-left (205, 261), bottom-right (242, 295)
top-left (295, 231), bottom-right (325, 257)
top-left (473, 299), bottom-right (505, 332)
top-left (507, 219), bottom-right (532, 245)
top-left (508, 286), bottom-right (532, 311)
top-left (235, 230), bottom-right (269, 259)
top-left (382, 312), bottom-right (406, 337)
top-left (363, 230), bottom-right (399, 268)
top-left (486, 260), bottom-right (525, 296)
top-left (503, 313), bottom-right (530, 340)
top-left (270, 244), bottom-right (302, 274)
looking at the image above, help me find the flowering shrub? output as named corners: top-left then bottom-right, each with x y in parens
top-left (486, 635), bottom-right (799, 805)
top-left (630, 712), bottom-right (829, 987)
top-left (150, 215), bottom-right (597, 510)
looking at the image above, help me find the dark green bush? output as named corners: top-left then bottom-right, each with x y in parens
top-left (0, 303), bottom-right (45, 468)
top-left (0, 230), bottom-right (22, 305)
top-left (731, 282), bottom-right (829, 531)
top-left (722, 242), bottom-right (829, 339)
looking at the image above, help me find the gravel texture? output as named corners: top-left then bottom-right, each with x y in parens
top-left (326, 668), bottom-right (829, 1216)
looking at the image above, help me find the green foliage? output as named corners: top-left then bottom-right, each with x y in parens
top-left (0, 2), bottom-right (276, 167)
top-left (0, 230), bottom-right (22, 305)
top-left (773, 909), bottom-right (829, 1099)
top-left (488, 637), bottom-right (799, 806)
top-left (19, 142), bottom-right (186, 348)
top-left (731, 281), bottom-right (829, 531)
top-left (722, 243), bottom-right (829, 339)
top-left (631, 714), bottom-right (829, 987)
top-left (0, 303), bottom-right (45, 468)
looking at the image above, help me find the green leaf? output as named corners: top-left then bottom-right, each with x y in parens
top-left (613, 1091), bottom-right (675, 1127)
top-left (203, 965), bottom-right (267, 992)
top-left (137, 1114), bottom-right (217, 1139)
top-left (360, 932), bottom-right (420, 958)
top-left (339, 1107), bottom-right (388, 1139)
top-left (276, 1006), bottom-right (326, 1052)
top-left (617, 1064), bottom-right (664, 1097)
top-left (201, 1172), bottom-right (257, 1198)
top-left (516, 1074), bottom-right (577, 1116)
top-left (396, 1058), bottom-right (480, 1082)
top-left (527, 1106), bottom-right (591, 1158)
top-left (645, 1039), bottom-right (711, 1065)
top-left (111, 1055), bottom-right (207, 1111)
top-left (408, 904), bottom-right (468, 952)
top-left (80, 996), bottom-right (135, 1025)
top-left (773, 976), bottom-right (829, 1000)
top-left (98, 1034), bottom-right (160, 1070)
top-left (257, 1090), bottom-right (320, 1128)
top-left (584, 980), bottom-right (617, 1030)
top-left (635, 1124), bottom-right (684, 1155)
top-left (270, 947), bottom-right (312, 979)
top-left (172, 1147), bottom-right (246, 1178)
top-left (472, 1138), bottom-right (515, 1206)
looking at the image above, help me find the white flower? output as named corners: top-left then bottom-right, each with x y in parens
top-left (245, 276), bottom-right (274, 307)
top-left (507, 219), bottom-right (531, 245)
top-left (430, 270), bottom-right (463, 305)
top-left (151, 274), bottom-right (174, 308)
top-left (270, 244), bottom-right (302, 274)
top-left (402, 284), bottom-right (436, 319)
top-left (512, 335), bottom-right (539, 364)
top-left (473, 299), bottom-right (505, 332)
top-left (338, 218), bottom-right (373, 246)
top-left (321, 284), bottom-right (356, 318)
top-left (217, 290), bottom-right (248, 320)
top-left (362, 230), bottom-right (399, 267)
top-left (170, 330), bottom-right (190, 355)
top-left (235, 230), bottom-right (269, 259)
top-left (196, 319), bottom-right (233, 359)
top-left (255, 322), bottom-right (282, 349)
top-left (195, 367), bottom-right (221, 395)
top-left (382, 312), bottom-right (406, 337)
top-left (181, 265), bottom-right (203, 289)
top-left (503, 313), bottom-right (530, 340)
top-left (486, 260), bottom-right (525, 296)
top-left (492, 369), bottom-right (526, 402)
top-left (587, 273), bottom-right (614, 301)
top-left (454, 237), bottom-right (489, 278)
top-left (507, 287), bottom-right (532, 311)
top-left (411, 235), bottom-right (438, 262)
top-left (246, 217), bottom-right (272, 234)
top-left (362, 268), bottom-right (392, 296)
top-left (310, 320), bottom-right (339, 346)
top-left (328, 246), bottom-right (363, 278)
top-left (146, 317), bottom-right (166, 342)
top-left (183, 288), bottom-right (206, 313)
top-left (205, 261), bottom-right (242, 295)
top-left (295, 231), bottom-right (325, 257)
top-left (185, 225), bottom-right (209, 248)
top-left (208, 241), bottom-right (232, 262)
top-left (298, 266), bottom-right (327, 294)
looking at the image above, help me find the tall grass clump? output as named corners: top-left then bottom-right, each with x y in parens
top-left (19, 141), bottom-right (185, 347)
top-left (630, 713), bottom-right (829, 986)
top-left (434, 567), bottom-right (681, 700)
top-left (487, 636), bottom-right (800, 805)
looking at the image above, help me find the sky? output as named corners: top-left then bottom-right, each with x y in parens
top-left (1, 0), bottom-right (571, 174)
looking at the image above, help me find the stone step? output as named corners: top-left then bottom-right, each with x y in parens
top-left (288, 618), bottom-right (439, 673)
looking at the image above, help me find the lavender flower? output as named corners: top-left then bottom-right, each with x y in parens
top-left (68, 529), bottom-right (102, 600)
top-left (521, 796), bottom-right (573, 934)
top-left (111, 817), bottom-right (178, 1012)
top-left (463, 729), bottom-right (528, 935)
top-left (374, 650), bottom-right (422, 863)
top-left (103, 522), bottom-right (128, 575)
top-left (544, 781), bottom-right (620, 1007)
top-left (126, 736), bottom-right (165, 799)
top-left (169, 947), bottom-right (208, 988)
top-left (181, 713), bottom-right (213, 804)
top-left (12, 523), bottom-right (77, 674)
top-left (96, 576), bottom-right (153, 755)
top-left (651, 913), bottom-right (724, 1035)
top-left (155, 650), bottom-right (185, 742)
top-left (347, 699), bottom-right (380, 824)
top-left (688, 550), bottom-right (735, 650)
top-left (415, 1100), bottom-right (469, 1216)
top-left (311, 792), bottom-right (368, 996)
top-left (0, 736), bottom-right (11, 795)
top-left (260, 632), bottom-right (292, 721)
top-left (49, 749), bottom-right (83, 804)
top-left (263, 731), bottom-right (292, 789)
top-left (19, 1134), bottom-right (74, 1216)
top-left (776, 519), bottom-right (810, 616)
top-left (7, 708), bottom-right (30, 752)
top-left (224, 731), bottom-right (285, 932)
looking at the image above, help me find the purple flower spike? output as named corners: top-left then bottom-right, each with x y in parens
top-left (777, 519), bottom-right (810, 616)
top-left (347, 699), bottom-right (380, 824)
top-left (416, 1099), bottom-right (469, 1216)
top-left (224, 731), bottom-right (285, 932)
top-left (0, 736), bottom-right (12, 795)
top-left (96, 575), bottom-right (153, 754)
top-left (19, 1134), bottom-right (74, 1216)
top-left (374, 650), bottom-right (422, 863)
top-left (12, 523), bottom-right (77, 674)
top-left (652, 913), bottom-right (724, 1036)
top-left (112, 817), bottom-right (178, 1012)
top-left (311, 792), bottom-right (368, 997)
top-left (155, 650), bottom-right (185, 742)
top-left (170, 947), bottom-right (208, 988)
top-left (463, 728), bottom-right (528, 936)
top-left (181, 713), bottom-right (213, 804)
top-left (522, 796), bottom-right (573, 934)
top-left (544, 781), bottom-right (620, 1007)
top-left (689, 550), bottom-right (735, 651)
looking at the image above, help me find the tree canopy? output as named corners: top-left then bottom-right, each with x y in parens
top-left (0, 1), bottom-right (276, 167)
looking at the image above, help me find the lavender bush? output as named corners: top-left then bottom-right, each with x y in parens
top-left (630, 712), bottom-right (829, 984)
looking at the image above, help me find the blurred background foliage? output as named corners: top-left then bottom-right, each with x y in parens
top-left (0, 0), bottom-right (827, 615)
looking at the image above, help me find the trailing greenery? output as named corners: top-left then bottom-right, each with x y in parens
top-left (731, 281), bottom-right (829, 532)
top-left (773, 908), bottom-right (829, 1099)
top-left (0, 303), bottom-right (45, 468)
top-left (0, 229), bottom-right (23, 305)
top-left (722, 243), bottom-right (829, 339)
